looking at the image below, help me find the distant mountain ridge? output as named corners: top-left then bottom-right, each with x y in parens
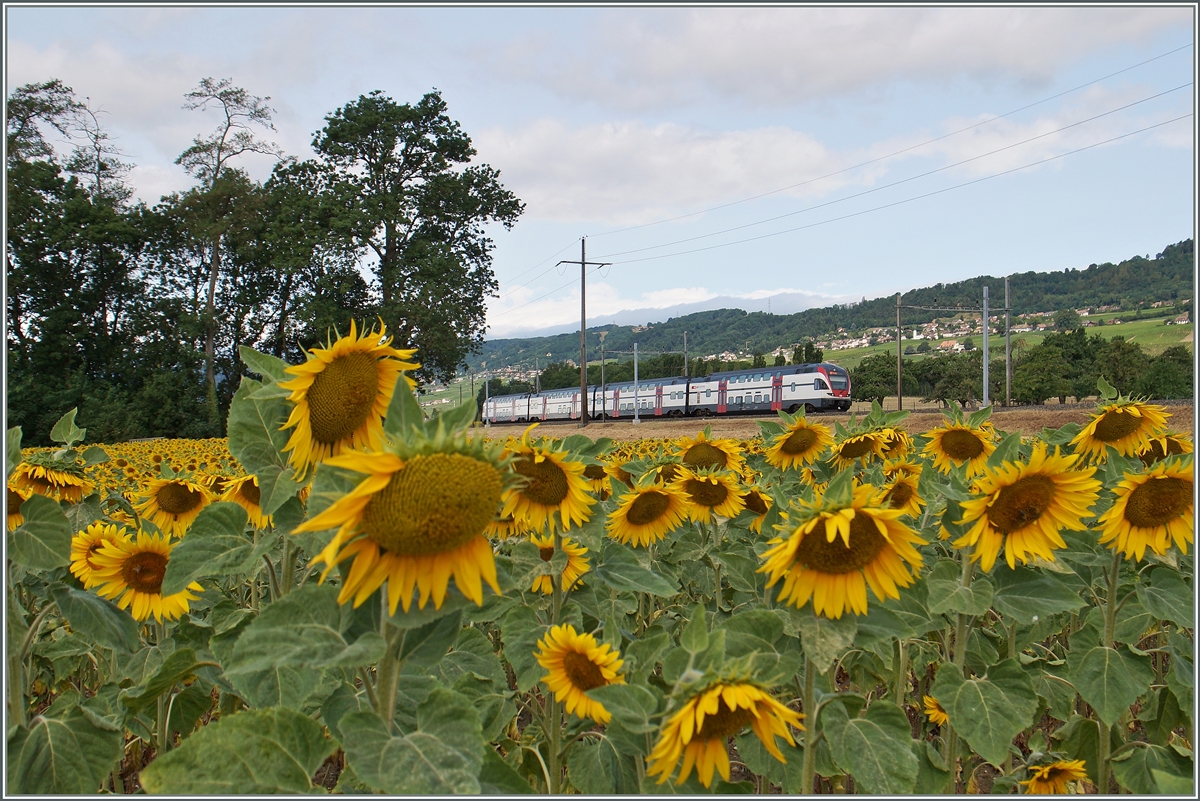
top-left (467, 239), bottom-right (1193, 372)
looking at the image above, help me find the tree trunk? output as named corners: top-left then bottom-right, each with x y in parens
top-left (204, 235), bottom-right (222, 428)
top-left (273, 270), bottom-right (294, 358)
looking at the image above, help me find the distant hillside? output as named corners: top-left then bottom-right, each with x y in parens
top-left (467, 239), bottom-right (1193, 371)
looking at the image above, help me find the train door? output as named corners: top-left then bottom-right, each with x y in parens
top-left (771, 374), bottom-right (783, 411)
top-left (654, 385), bottom-right (663, 416)
top-left (540, 396), bottom-right (548, 421)
top-left (612, 388), bottom-right (621, 418)
top-left (570, 393), bottom-right (578, 420)
top-left (717, 379), bottom-right (728, 414)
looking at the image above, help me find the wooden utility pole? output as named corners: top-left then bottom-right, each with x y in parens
top-left (556, 239), bottom-right (611, 427)
top-left (896, 293), bottom-right (903, 410)
top-left (1005, 276), bottom-right (1012, 407)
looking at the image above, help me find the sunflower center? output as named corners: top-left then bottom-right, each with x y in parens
top-left (1092, 409), bottom-right (1144, 443)
top-left (7, 489), bottom-right (25, 511)
top-left (539, 546), bottom-right (556, 562)
top-left (988, 475), bottom-right (1056, 533)
top-left (305, 351), bottom-right (380, 444)
top-left (627, 490), bottom-right (671, 525)
top-left (796, 513), bottom-right (888, 574)
top-left (781, 428), bottom-right (819, 456)
top-left (885, 482), bottom-right (915, 510)
top-left (612, 465), bottom-right (634, 487)
top-left (561, 650), bottom-right (608, 692)
top-left (1139, 439), bottom-right (1186, 466)
top-left (743, 490), bottom-right (769, 516)
top-left (361, 453), bottom-right (502, 556)
top-left (156, 483), bottom-right (205, 515)
top-left (238, 480), bottom-right (261, 507)
top-left (683, 443), bottom-right (728, 469)
top-left (695, 697), bottom-right (758, 741)
top-left (513, 456), bottom-right (570, 507)
top-left (838, 437), bottom-right (875, 459)
top-left (121, 551), bottom-right (168, 594)
top-left (655, 464), bottom-right (681, 483)
top-left (582, 464), bottom-right (607, 480)
top-left (941, 430), bottom-right (985, 461)
top-left (1124, 477), bottom-right (1193, 528)
top-left (686, 478), bottom-right (729, 509)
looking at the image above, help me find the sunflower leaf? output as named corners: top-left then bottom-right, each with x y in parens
top-left (1067, 644), bottom-right (1154, 727)
top-left (6, 706), bottom-right (124, 794)
top-left (1109, 742), bottom-right (1193, 795)
top-left (120, 648), bottom-right (206, 713)
top-left (986, 431), bottom-right (1023, 471)
top-left (6, 425), bottom-right (22, 478)
top-left (239, 346), bottom-right (292, 384)
top-left (931, 659), bottom-right (1039, 766)
top-left (159, 502), bottom-right (262, 595)
top-left (790, 606), bottom-right (857, 675)
top-left (139, 706), bottom-right (334, 794)
top-left (591, 541), bottom-right (679, 597)
top-left (49, 407), bottom-right (85, 447)
top-left (226, 376), bottom-right (300, 515)
top-left (680, 604), bottom-right (709, 654)
top-left (829, 701), bottom-right (919, 794)
top-left (586, 684), bottom-right (660, 733)
top-left (925, 559), bottom-right (994, 617)
top-left (48, 584), bottom-right (139, 653)
top-left (383, 378), bottom-right (426, 440)
top-left (1137, 568), bottom-right (1194, 628)
top-left (990, 567), bottom-right (1087, 625)
top-left (8, 493), bottom-right (72, 570)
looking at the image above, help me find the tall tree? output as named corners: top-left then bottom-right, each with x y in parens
top-left (311, 90), bottom-right (523, 383)
top-left (175, 77), bottom-right (281, 424)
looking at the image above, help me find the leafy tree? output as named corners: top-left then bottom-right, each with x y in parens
top-left (1012, 344), bottom-right (1072, 405)
top-left (752, 352), bottom-right (767, 368)
top-left (850, 353), bottom-right (917, 404)
top-left (1053, 308), bottom-right (1082, 331)
top-left (916, 341), bottom-right (931, 353)
top-left (961, 337), bottom-right (975, 351)
top-left (1135, 345), bottom-right (1193, 399)
top-left (1094, 336), bottom-right (1147, 395)
top-left (311, 90), bottom-right (524, 383)
top-left (773, 353), bottom-right (786, 366)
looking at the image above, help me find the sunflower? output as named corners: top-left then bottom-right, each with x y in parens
top-left (881, 428), bottom-right (914, 461)
top-left (582, 463), bottom-right (612, 500)
top-left (221, 474), bottom-right (271, 529)
top-left (7, 486), bottom-right (30, 531)
top-left (646, 681), bottom-right (803, 787)
top-left (1020, 759), bottom-right (1088, 794)
top-left (133, 476), bottom-right (214, 537)
top-left (535, 624), bottom-right (624, 724)
top-left (606, 482), bottom-right (691, 547)
top-left (70, 521), bottom-right (131, 588)
top-left (922, 421), bottom-right (997, 477)
top-left (759, 483), bottom-right (925, 618)
top-left (763, 416), bottom-right (833, 470)
top-left (649, 460), bottom-right (685, 485)
top-left (605, 460), bottom-right (637, 491)
top-left (878, 473), bottom-right (924, 518)
top-left (1097, 457), bottom-right (1193, 561)
top-left (673, 430), bottom-right (746, 474)
top-left (673, 468), bottom-right (746, 523)
top-left (1070, 398), bottom-right (1169, 463)
top-left (1137, 432), bottom-right (1194, 467)
top-left (485, 513), bottom-right (533, 541)
top-left (90, 530), bottom-right (203, 622)
top-left (830, 429), bottom-right (889, 470)
top-left (279, 319), bottom-right (419, 477)
top-left (500, 426), bottom-right (596, 533)
top-left (10, 459), bottom-right (94, 503)
top-left (741, 487), bottom-right (773, 534)
top-left (530, 533), bottom-right (590, 594)
top-left (882, 457), bottom-right (923, 481)
top-left (954, 444), bottom-right (1101, 572)
top-left (295, 448), bottom-right (506, 614)
top-left (923, 695), bottom-right (949, 727)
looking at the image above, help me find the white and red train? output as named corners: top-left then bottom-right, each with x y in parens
top-left (482, 362), bottom-right (852, 423)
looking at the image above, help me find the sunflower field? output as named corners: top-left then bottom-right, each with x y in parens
top-left (5, 323), bottom-right (1195, 795)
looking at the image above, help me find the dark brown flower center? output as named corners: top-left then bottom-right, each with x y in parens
top-left (562, 650), bottom-right (607, 692)
top-left (941, 429), bottom-right (985, 461)
top-left (1138, 438), bottom-right (1186, 466)
top-left (885, 481), bottom-right (915, 510)
top-left (1092, 409), bottom-right (1145, 443)
top-left (695, 696), bottom-right (758, 741)
top-left (582, 464), bottom-right (607, 480)
top-left (305, 350), bottom-right (380, 444)
top-left (7, 489), bottom-right (25, 512)
top-left (513, 455), bottom-right (570, 506)
top-left (1124, 476), bottom-right (1193, 529)
top-left (838, 436), bottom-right (876, 460)
top-left (612, 465), bottom-right (634, 487)
top-left (795, 513), bottom-right (888, 574)
top-left (743, 490), bottom-right (769, 516)
top-left (683, 442), bottom-right (728, 469)
top-left (627, 490), bottom-right (671, 526)
top-left (685, 478), bottom-right (729, 509)
top-left (121, 551), bottom-right (168, 594)
top-left (655, 464), bottom-right (681, 483)
top-left (156, 482), bottom-right (205, 516)
top-left (539, 545), bottom-right (556, 562)
top-left (781, 427), bottom-right (820, 456)
top-left (361, 454), bottom-right (501, 556)
top-left (237, 480), bottom-right (261, 507)
top-left (987, 474), bottom-right (1056, 533)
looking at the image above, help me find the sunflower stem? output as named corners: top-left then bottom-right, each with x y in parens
top-left (945, 554), bottom-right (975, 793)
top-left (800, 655), bottom-right (817, 795)
top-left (156, 621), bottom-right (170, 754)
top-left (280, 536), bottom-right (295, 596)
top-left (894, 637), bottom-right (908, 709)
top-left (1096, 549), bottom-right (1123, 795)
top-left (373, 622), bottom-right (407, 731)
top-left (547, 693), bottom-right (563, 794)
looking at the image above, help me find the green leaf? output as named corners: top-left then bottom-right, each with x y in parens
top-left (120, 648), bottom-right (207, 713)
top-left (1137, 569), bottom-right (1194, 628)
top-left (139, 706), bottom-right (334, 793)
top-left (830, 702), bottom-right (919, 794)
top-left (931, 659), bottom-right (1039, 766)
top-left (791, 606), bottom-right (856, 675)
top-left (7, 425), bottom-right (23, 478)
top-left (854, 605), bottom-right (918, 649)
top-left (1068, 645), bottom-right (1154, 727)
top-left (823, 465), bottom-right (855, 507)
top-left (160, 502), bottom-right (259, 595)
top-left (239, 345), bottom-right (292, 383)
top-left (167, 682), bottom-right (214, 740)
top-left (225, 376), bottom-right (302, 516)
top-left (383, 377), bottom-right (426, 439)
top-left (64, 493), bottom-right (104, 533)
top-left (680, 604), bottom-right (709, 654)
top-left (8, 493), bottom-right (72, 569)
top-left (625, 626), bottom-right (669, 681)
top-left (990, 567), bottom-right (1086, 625)
top-left (591, 542), bottom-right (679, 597)
top-left (926, 559), bottom-right (994, 616)
top-left (986, 431), bottom-right (1022, 470)
top-left (567, 736), bottom-right (619, 793)
top-left (500, 604), bottom-right (546, 692)
top-left (48, 584), bottom-right (139, 652)
top-left (398, 610), bottom-right (462, 670)
top-left (1049, 714), bottom-right (1105, 784)
top-left (1149, 768), bottom-right (1195, 795)
top-left (80, 445), bottom-right (109, 466)
top-left (480, 747), bottom-right (535, 794)
top-left (1097, 375), bottom-right (1118, 400)
top-left (6, 707), bottom-right (123, 794)
top-left (49, 407), bottom-right (85, 446)
top-left (1110, 742), bottom-right (1193, 794)
top-left (586, 684), bottom-right (659, 734)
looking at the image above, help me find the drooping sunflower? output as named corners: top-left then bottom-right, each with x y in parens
top-left (582, 463), bottom-right (612, 500)
top-left (923, 695), bottom-right (949, 727)
top-left (1137, 432), bottom-right (1194, 467)
top-left (922, 421), bottom-right (997, 477)
top-left (500, 426), bottom-right (596, 533)
top-left (295, 445), bottom-right (508, 614)
top-left (954, 444), bottom-right (1101, 572)
top-left (741, 487), bottom-right (773, 534)
top-left (530, 533), bottom-right (590, 594)
top-left (1019, 759), bottom-right (1088, 794)
top-left (877, 473), bottom-right (924, 518)
top-left (133, 476), bottom-right (214, 537)
top-left (830, 429), bottom-right (889, 470)
top-left (1070, 398), bottom-right (1169, 463)
top-left (763, 416), bottom-right (833, 470)
top-left (10, 458), bottom-right (94, 503)
top-left (673, 430), bottom-right (746, 475)
top-left (880, 428), bottom-right (913, 461)
top-left (673, 468), bottom-right (747, 523)
top-left (760, 483), bottom-right (926, 618)
top-left (606, 482), bottom-right (691, 547)
top-left (70, 521), bottom-right (132, 588)
top-left (279, 319), bottom-right (420, 477)
top-left (90, 529), bottom-right (203, 622)
top-left (648, 460), bottom-right (685, 485)
top-left (535, 624), bottom-right (624, 724)
top-left (221, 474), bottom-right (271, 529)
top-left (646, 681), bottom-right (803, 787)
top-left (1097, 456), bottom-right (1193, 561)
top-left (7, 486), bottom-right (30, 531)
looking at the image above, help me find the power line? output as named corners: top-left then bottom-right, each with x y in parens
top-left (495, 238), bottom-right (582, 297)
top-left (595, 83), bottom-right (1191, 259)
top-left (586, 43), bottom-right (1194, 238)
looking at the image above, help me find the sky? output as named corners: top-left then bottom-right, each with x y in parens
top-left (6, 4), bottom-right (1196, 339)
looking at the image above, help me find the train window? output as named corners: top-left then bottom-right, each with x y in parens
top-left (790, 383), bottom-right (796, 392)
top-left (706, 389), bottom-right (711, 398)
top-left (815, 378), bottom-right (828, 390)
top-left (754, 393), bottom-right (762, 403)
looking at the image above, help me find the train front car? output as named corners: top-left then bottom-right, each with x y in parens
top-left (816, 363), bottom-right (852, 410)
